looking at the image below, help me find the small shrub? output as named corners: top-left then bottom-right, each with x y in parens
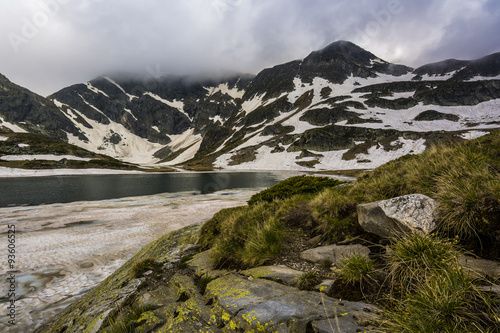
top-left (296, 271), bottom-right (321, 290)
top-left (248, 176), bottom-right (342, 205)
top-left (387, 233), bottom-right (459, 290)
top-left (337, 254), bottom-right (375, 288)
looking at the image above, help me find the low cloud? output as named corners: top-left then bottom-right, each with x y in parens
top-left (1, 0), bottom-right (499, 96)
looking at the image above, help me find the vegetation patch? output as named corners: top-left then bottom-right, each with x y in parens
top-left (248, 175), bottom-right (343, 205)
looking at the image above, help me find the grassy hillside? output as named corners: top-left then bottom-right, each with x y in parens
top-left (198, 130), bottom-right (500, 332)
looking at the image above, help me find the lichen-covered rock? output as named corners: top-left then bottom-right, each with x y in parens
top-left (300, 244), bottom-right (370, 265)
top-left (205, 274), bottom-right (379, 332)
top-left (357, 194), bottom-right (438, 238)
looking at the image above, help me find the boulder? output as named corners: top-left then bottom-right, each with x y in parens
top-left (357, 194), bottom-right (438, 238)
top-left (300, 244), bottom-right (370, 265)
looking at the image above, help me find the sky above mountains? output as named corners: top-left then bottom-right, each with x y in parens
top-left (1, 0), bottom-right (499, 96)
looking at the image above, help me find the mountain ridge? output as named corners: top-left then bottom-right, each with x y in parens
top-left (1, 40), bottom-right (499, 170)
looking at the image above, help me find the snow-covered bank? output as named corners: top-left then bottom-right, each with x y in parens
top-left (0, 190), bottom-right (258, 332)
top-left (0, 166), bottom-right (150, 178)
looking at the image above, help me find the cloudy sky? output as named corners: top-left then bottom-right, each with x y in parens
top-left (1, 0), bottom-right (499, 96)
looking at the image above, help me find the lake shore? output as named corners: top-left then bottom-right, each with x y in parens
top-left (0, 190), bottom-right (257, 332)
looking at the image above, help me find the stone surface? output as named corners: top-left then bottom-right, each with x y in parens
top-left (459, 256), bottom-right (500, 280)
top-left (187, 249), bottom-right (229, 279)
top-left (300, 244), bottom-right (371, 265)
top-left (357, 194), bottom-right (438, 238)
top-left (241, 265), bottom-right (304, 284)
top-left (36, 223), bottom-right (381, 333)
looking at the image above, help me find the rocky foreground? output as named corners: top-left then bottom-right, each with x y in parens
top-left (35, 193), bottom-right (500, 333)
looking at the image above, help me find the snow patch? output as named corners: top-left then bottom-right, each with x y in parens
top-left (209, 115), bottom-right (224, 124)
top-left (158, 128), bottom-right (203, 165)
top-left (0, 136), bottom-right (8, 141)
top-left (18, 143), bottom-right (30, 148)
top-left (143, 92), bottom-right (191, 121)
top-left (152, 126), bottom-right (160, 133)
top-left (0, 155), bottom-right (92, 162)
top-left (460, 131), bottom-right (490, 140)
top-left (0, 167), bottom-right (148, 178)
top-left (205, 83), bottom-right (245, 99)
top-left (215, 136), bottom-right (427, 171)
top-left (104, 76), bottom-right (137, 101)
top-left (123, 108), bottom-right (138, 121)
top-left (86, 83), bottom-right (110, 98)
top-left (0, 116), bottom-right (27, 133)
top-left (241, 93), bottom-right (266, 114)
top-left (62, 108), bottom-right (164, 164)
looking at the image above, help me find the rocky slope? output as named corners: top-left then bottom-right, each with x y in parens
top-left (1, 41), bottom-right (500, 170)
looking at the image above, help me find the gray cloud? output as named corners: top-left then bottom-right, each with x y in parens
top-left (1, 0), bottom-right (499, 96)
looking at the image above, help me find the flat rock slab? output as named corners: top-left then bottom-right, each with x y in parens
top-left (357, 194), bottom-right (438, 238)
top-left (300, 244), bottom-right (370, 265)
top-left (205, 274), bottom-right (379, 332)
top-left (241, 265), bottom-right (304, 284)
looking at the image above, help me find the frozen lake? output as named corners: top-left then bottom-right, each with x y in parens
top-left (0, 171), bottom-right (310, 331)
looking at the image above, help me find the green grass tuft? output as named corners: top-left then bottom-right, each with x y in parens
top-left (387, 233), bottom-right (460, 291)
top-left (337, 254), bottom-right (375, 288)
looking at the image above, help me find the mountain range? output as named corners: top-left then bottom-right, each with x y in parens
top-left (1, 40), bottom-right (499, 171)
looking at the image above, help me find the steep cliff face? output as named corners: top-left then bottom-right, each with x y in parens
top-left (2, 41), bottom-right (500, 170)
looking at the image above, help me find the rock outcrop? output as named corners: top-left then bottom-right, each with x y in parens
top-left (357, 194), bottom-right (438, 238)
top-left (35, 224), bottom-right (381, 333)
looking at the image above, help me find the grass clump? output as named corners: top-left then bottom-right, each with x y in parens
top-left (248, 175), bottom-right (342, 205)
top-left (337, 254), bottom-right (375, 288)
top-left (387, 233), bottom-right (460, 290)
top-left (296, 271), bottom-right (321, 290)
top-left (309, 187), bottom-right (361, 243)
top-left (102, 304), bottom-right (156, 333)
top-left (208, 202), bottom-right (284, 268)
top-left (383, 268), bottom-right (500, 333)
top-left (130, 258), bottom-right (159, 278)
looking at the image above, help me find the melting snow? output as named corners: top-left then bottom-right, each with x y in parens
top-left (0, 155), bottom-right (92, 162)
top-left (205, 83), bottom-right (245, 99)
top-left (143, 92), bottom-right (191, 121)
top-left (0, 190), bottom-right (258, 331)
top-left (460, 131), bottom-right (490, 140)
top-left (0, 136), bottom-right (8, 141)
top-left (104, 76), bottom-right (137, 101)
top-left (86, 83), bottom-right (110, 98)
top-left (123, 108), bottom-right (138, 121)
top-left (0, 116), bottom-right (27, 133)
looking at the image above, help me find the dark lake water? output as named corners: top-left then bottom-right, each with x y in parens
top-left (0, 172), bottom-right (291, 207)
